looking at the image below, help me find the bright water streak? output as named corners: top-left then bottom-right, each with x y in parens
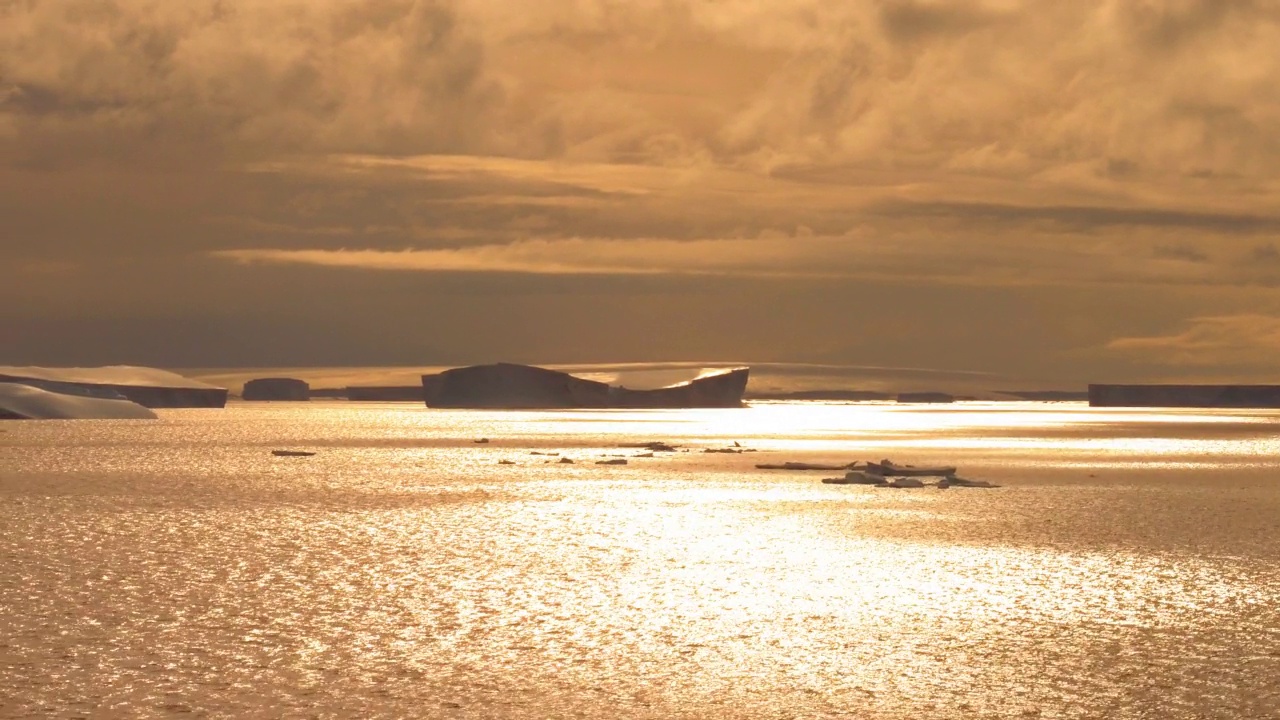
top-left (2, 401), bottom-right (1280, 718)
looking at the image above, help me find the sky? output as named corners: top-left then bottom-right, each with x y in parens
top-left (4, 0), bottom-right (1280, 388)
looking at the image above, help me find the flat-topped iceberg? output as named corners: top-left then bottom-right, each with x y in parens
top-left (0, 366), bottom-right (227, 408)
top-left (0, 383), bottom-right (157, 420)
top-left (422, 363), bottom-right (749, 409)
top-left (242, 377), bottom-right (310, 401)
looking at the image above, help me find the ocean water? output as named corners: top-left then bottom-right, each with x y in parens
top-left (2, 401), bottom-right (1279, 719)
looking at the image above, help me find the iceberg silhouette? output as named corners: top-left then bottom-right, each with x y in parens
top-left (422, 363), bottom-right (749, 409)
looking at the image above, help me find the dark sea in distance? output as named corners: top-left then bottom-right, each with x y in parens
top-left (3, 400), bottom-right (1279, 718)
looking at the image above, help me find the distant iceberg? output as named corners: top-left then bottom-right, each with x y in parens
top-left (0, 366), bottom-right (227, 408)
top-left (0, 383), bottom-right (158, 420)
top-left (242, 377), bottom-right (310, 401)
top-left (422, 363), bottom-right (749, 409)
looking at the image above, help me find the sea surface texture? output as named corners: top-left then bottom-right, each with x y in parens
top-left (2, 402), bottom-right (1279, 719)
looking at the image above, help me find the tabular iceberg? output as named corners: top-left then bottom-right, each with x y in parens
top-left (0, 383), bottom-right (158, 420)
top-left (422, 363), bottom-right (749, 409)
top-left (1088, 384), bottom-right (1280, 408)
top-left (0, 366), bottom-right (227, 408)
top-left (242, 377), bottom-right (310, 401)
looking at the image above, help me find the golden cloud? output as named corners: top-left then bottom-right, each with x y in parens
top-left (1106, 314), bottom-right (1280, 367)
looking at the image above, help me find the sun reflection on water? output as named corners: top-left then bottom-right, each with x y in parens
top-left (3, 401), bottom-right (1280, 717)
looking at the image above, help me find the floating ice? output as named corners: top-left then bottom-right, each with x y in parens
top-left (0, 366), bottom-right (227, 408)
top-left (0, 383), bottom-right (157, 420)
top-left (0, 365), bottom-right (221, 389)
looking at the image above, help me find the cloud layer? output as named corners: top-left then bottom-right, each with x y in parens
top-left (5, 0), bottom-right (1280, 381)
top-left (1107, 314), bottom-right (1280, 368)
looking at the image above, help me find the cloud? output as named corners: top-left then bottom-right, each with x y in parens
top-left (879, 0), bottom-right (1013, 42)
top-left (715, 1), bottom-right (1280, 185)
top-left (0, 0), bottom-right (499, 168)
top-left (871, 200), bottom-right (1280, 234)
top-left (211, 236), bottom-right (834, 277)
top-left (1106, 314), bottom-right (1280, 367)
top-left (11, 0), bottom-right (1278, 180)
top-left (208, 226), bottom-right (1242, 288)
top-left (1247, 243), bottom-right (1280, 264)
top-left (256, 153), bottom-right (674, 197)
top-left (205, 151), bottom-right (1280, 290)
top-left (1110, 0), bottom-right (1268, 53)
top-left (1152, 244), bottom-right (1209, 263)
top-left (8, 0), bottom-right (1280, 378)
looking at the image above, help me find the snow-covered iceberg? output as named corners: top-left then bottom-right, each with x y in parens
top-left (0, 366), bottom-right (227, 408)
top-left (0, 383), bottom-right (158, 420)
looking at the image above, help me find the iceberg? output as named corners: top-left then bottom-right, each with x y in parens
top-left (0, 366), bottom-right (227, 408)
top-left (1088, 384), bottom-right (1280, 408)
top-left (242, 377), bottom-right (310, 401)
top-left (0, 383), bottom-right (157, 420)
top-left (422, 363), bottom-right (749, 409)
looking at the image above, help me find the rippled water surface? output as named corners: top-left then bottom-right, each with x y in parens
top-left (3, 401), bottom-right (1280, 718)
